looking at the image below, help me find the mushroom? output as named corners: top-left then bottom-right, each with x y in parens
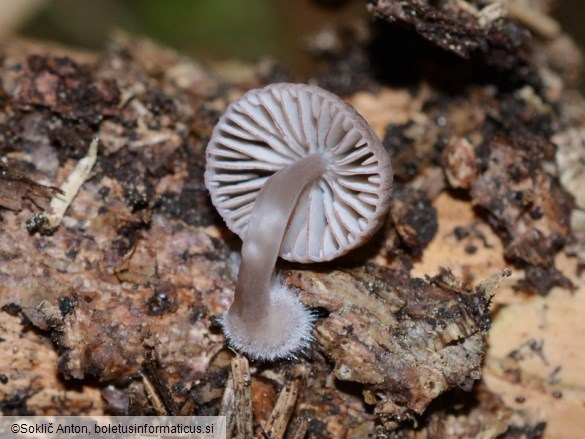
top-left (205, 83), bottom-right (392, 360)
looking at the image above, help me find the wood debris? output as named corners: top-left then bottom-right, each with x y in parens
top-left (0, 0), bottom-right (584, 436)
top-left (26, 137), bottom-right (98, 234)
top-left (231, 356), bottom-right (253, 439)
top-left (0, 161), bottom-right (62, 211)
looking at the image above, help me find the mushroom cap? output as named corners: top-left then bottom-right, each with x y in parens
top-left (205, 83), bottom-right (393, 263)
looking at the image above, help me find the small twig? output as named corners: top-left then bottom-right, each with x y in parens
top-left (219, 371), bottom-right (237, 439)
top-left (262, 365), bottom-right (305, 439)
top-left (231, 355), bottom-right (253, 439)
top-left (142, 350), bottom-right (179, 415)
top-left (142, 373), bottom-right (168, 416)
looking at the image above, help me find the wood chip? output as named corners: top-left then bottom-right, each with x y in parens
top-left (231, 356), bottom-right (253, 439)
top-left (26, 137), bottom-right (98, 233)
top-left (262, 365), bottom-right (305, 439)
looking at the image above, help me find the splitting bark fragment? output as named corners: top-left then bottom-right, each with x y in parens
top-left (262, 365), bottom-right (305, 439)
top-left (231, 356), bottom-right (253, 439)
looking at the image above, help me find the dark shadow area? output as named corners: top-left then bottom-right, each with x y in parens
top-left (367, 21), bottom-right (540, 93)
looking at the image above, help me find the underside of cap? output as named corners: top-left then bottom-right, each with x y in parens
top-left (205, 83), bottom-right (393, 262)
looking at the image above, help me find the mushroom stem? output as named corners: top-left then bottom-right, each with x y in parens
top-left (208, 84), bottom-right (393, 360)
top-left (231, 153), bottom-right (327, 322)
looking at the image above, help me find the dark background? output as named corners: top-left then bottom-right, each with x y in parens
top-left (5, 0), bottom-right (585, 90)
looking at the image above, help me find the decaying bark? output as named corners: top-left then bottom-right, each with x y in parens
top-left (287, 266), bottom-right (498, 430)
top-left (1, 0), bottom-right (584, 437)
